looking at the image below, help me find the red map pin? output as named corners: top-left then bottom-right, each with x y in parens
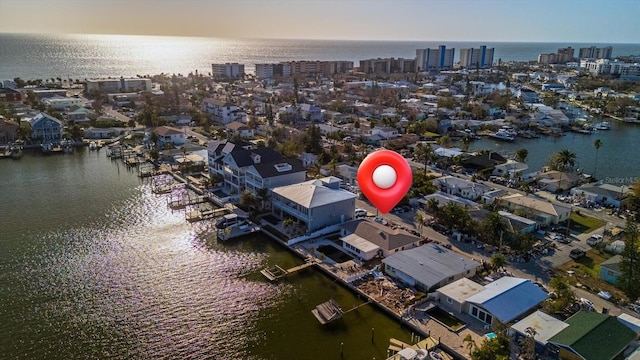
top-left (357, 149), bottom-right (412, 214)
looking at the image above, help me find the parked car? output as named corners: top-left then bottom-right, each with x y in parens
top-left (570, 248), bottom-right (586, 260)
top-left (355, 208), bottom-right (367, 218)
top-left (587, 234), bottom-right (603, 246)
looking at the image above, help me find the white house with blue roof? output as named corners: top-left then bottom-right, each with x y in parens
top-left (465, 276), bottom-right (548, 325)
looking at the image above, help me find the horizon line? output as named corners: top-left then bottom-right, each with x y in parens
top-left (1, 31), bottom-right (639, 45)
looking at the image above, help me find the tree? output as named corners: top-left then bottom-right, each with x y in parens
top-left (414, 213), bottom-right (425, 234)
top-left (461, 135), bottom-right (471, 152)
top-left (463, 334), bottom-right (477, 356)
top-left (414, 142), bottom-right (433, 174)
top-left (593, 139), bottom-right (602, 180)
top-left (490, 253), bottom-right (508, 270)
top-left (543, 276), bottom-right (575, 313)
top-left (239, 190), bottom-right (258, 211)
top-left (518, 327), bottom-right (537, 360)
top-left (437, 135), bottom-right (451, 148)
top-left (255, 188), bottom-right (270, 212)
top-left (480, 212), bottom-right (507, 245)
top-left (548, 149), bottom-right (577, 171)
top-left (618, 219), bottom-right (640, 301)
top-left (471, 335), bottom-right (510, 360)
top-left (515, 148), bottom-right (528, 163)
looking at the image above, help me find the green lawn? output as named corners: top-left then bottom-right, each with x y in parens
top-left (568, 212), bottom-right (606, 234)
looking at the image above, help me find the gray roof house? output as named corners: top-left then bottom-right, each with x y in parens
top-left (381, 244), bottom-right (482, 291)
top-left (571, 183), bottom-right (630, 208)
top-left (433, 176), bottom-right (492, 201)
top-left (509, 310), bottom-right (569, 356)
top-left (244, 159), bottom-right (306, 195)
top-left (272, 177), bottom-right (357, 234)
top-left (340, 219), bottom-right (423, 259)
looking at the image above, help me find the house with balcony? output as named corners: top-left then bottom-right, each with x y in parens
top-left (244, 159), bottom-right (306, 195)
top-left (382, 244), bottom-right (481, 291)
top-left (271, 177), bottom-right (357, 234)
top-left (29, 112), bottom-right (63, 143)
top-left (433, 176), bottom-right (492, 201)
top-left (64, 105), bottom-right (95, 123)
top-left (339, 219), bottom-right (423, 260)
top-left (202, 98), bottom-right (247, 124)
top-left (208, 140), bottom-right (292, 196)
top-left (493, 160), bottom-right (529, 179)
top-left (153, 126), bottom-right (186, 146)
top-left (497, 193), bottom-right (571, 225)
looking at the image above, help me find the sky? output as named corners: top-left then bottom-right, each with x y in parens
top-left (1, 0), bottom-right (639, 43)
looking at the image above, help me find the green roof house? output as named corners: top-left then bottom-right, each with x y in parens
top-left (548, 311), bottom-right (636, 360)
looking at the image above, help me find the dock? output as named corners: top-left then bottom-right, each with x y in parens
top-left (386, 336), bottom-right (445, 359)
top-left (260, 258), bottom-right (316, 281)
top-left (217, 221), bottom-right (261, 240)
top-left (168, 194), bottom-right (208, 209)
top-left (185, 207), bottom-right (229, 222)
top-left (311, 299), bottom-right (343, 325)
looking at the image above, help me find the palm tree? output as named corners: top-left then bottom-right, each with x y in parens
top-left (463, 334), bottom-right (477, 356)
top-left (515, 148), bottom-right (528, 163)
top-left (415, 143), bottom-right (433, 174)
top-left (256, 188), bottom-right (270, 212)
top-left (437, 134), bottom-right (451, 148)
top-left (549, 149), bottom-right (577, 171)
top-left (426, 198), bottom-right (439, 215)
top-left (414, 213), bottom-right (425, 234)
top-left (461, 135), bottom-right (471, 152)
top-left (593, 139), bottom-right (602, 179)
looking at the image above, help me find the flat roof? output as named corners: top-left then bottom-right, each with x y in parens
top-left (510, 310), bottom-right (569, 345)
top-left (437, 278), bottom-right (484, 303)
top-left (341, 233), bottom-right (380, 253)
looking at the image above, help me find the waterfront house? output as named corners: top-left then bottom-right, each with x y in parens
top-left (244, 159), bottom-right (306, 195)
top-left (464, 277), bottom-right (548, 325)
top-left (462, 151), bottom-right (507, 171)
top-left (340, 219), bottom-right (422, 260)
top-left (509, 311), bottom-right (569, 357)
top-left (29, 112), bottom-right (63, 143)
top-left (83, 127), bottom-right (121, 139)
top-left (570, 183), bottom-right (630, 208)
top-left (202, 98), bottom-right (247, 124)
top-left (225, 121), bottom-right (254, 138)
top-left (497, 194), bottom-right (571, 225)
top-left (209, 140), bottom-right (298, 196)
top-left (153, 126), bottom-right (186, 146)
top-left (433, 176), bottom-right (492, 201)
top-left (42, 95), bottom-right (83, 110)
top-left (599, 255), bottom-right (622, 284)
top-left (371, 126), bottom-right (399, 139)
top-left (548, 311), bottom-right (636, 360)
top-left (382, 243), bottom-right (481, 291)
top-left (271, 177), bottom-right (357, 234)
top-left (435, 278), bottom-right (485, 314)
top-left (493, 160), bottom-right (529, 179)
top-left (537, 170), bottom-right (582, 193)
top-left (64, 106), bottom-right (95, 123)
top-left (0, 117), bottom-right (19, 143)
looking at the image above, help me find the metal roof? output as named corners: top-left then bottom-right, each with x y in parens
top-left (272, 182), bottom-right (356, 209)
top-left (382, 244), bottom-right (481, 290)
top-left (510, 310), bottom-right (569, 345)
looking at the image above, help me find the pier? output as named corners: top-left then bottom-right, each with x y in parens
top-left (168, 193), bottom-right (208, 210)
top-left (312, 299), bottom-right (343, 325)
top-left (260, 257), bottom-right (317, 281)
top-left (185, 207), bottom-right (229, 222)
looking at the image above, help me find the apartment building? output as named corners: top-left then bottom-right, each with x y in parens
top-left (255, 63), bottom-right (291, 79)
top-left (211, 63), bottom-right (245, 79)
top-left (85, 78), bottom-right (152, 94)
top-left (282, 60), bottom-right (353, 77)
top-left (556, 47), bottom-right (575, 63)
top-left (579, 46), bottom-right (613, 59)
top-left (459, 46), bottom-right (494, 69)
top-left (358, 58), bottom-right (415, 74)
top-left (581, 58), bottom-right (640, 79)
top-left (415, 46), bottom-right (455, 72)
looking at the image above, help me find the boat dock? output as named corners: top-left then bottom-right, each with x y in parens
top-left (311, 299), bottom-right (344, 325)
top-left (185, 207), bottom-right (229, 222)
top-left (217, 221), bottom-right (261, 240)
top-left (260, 258), bottom-right (317, 281)
top-left (386, 336), bottom-right (445, 359)
top-left (168, 193), bottom-right (208, 209)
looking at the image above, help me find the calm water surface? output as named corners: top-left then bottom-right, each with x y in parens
top-left (0, 151), bottom-right (411, 359)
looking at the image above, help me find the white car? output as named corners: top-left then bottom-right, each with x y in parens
top-left (355, 208), bottom-right (367, 217)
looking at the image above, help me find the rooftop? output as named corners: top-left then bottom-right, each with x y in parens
top-left (510, 310), bottom-right (569, 345)
top-left (272, 180), bottom-right (357, 209)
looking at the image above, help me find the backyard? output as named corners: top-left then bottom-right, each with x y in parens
top-left (427, 307), bottom-right (466, 332)
top-left (557, 249), bottom-right (627, 303)
top-left (566, 212), bottom-right (606, 234)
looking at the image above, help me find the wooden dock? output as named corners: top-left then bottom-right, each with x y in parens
top-left (185, 207), bottom-right (229, 222)
top-left (169, 194), bottom-right (208, 209)
top-left (260, 259), bottom-right (316, 281)
top-left (311, 299), bottom-right (343, 325)
top-left (387, 336), bottom-right (442, 359)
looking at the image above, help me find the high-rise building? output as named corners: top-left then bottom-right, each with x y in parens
top-left (537, 53), bottom-right (557, 65)
top-left (281, 61), bottom-right (353, 76)
top-left (255, 64), bottom-right (290, 79)
top-left (578, 46), bottom-right (613, 59)
top-left (211, 63), bottom-right (245, 78)
top-left (358, 58), bottom-right (415, 74)
top-left (556, 47), bottom-right (575, 63)
top-left (459, 46), bottom-right (495, 69)
top-left (415, 46), bottom-right (454, 72)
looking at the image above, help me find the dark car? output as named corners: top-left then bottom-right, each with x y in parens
top-left (569, 248), bottom-right (586, 260)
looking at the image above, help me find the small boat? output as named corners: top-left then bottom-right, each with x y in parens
top-left (593, 121), bottom-right (611, 130)
top-left (88, 141), bottom-right (98, 150)
top-left (489, 129), bottom-right (514, 142)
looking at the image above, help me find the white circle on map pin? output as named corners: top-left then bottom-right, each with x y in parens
top-left (372, 165), bottom-right (397, 189)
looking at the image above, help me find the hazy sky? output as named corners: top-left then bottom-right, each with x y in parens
top-left (1, 0), bottom-right (639, 43)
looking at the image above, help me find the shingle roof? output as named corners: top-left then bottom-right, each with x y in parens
top-left (500, 194), bottom-right (570, 217)
top-left (250, 158), bottom-right (305, 178)
top-left (154, 126), bottom-right (183, 136)
top-left (548, 311), bottom-right (636, 360)
top-left (600, 255), bottom-right (622, 273)
top-left (341, 219), bottom-right (421, 252)
top-left (466, 277), bottom-right (548, 323)
top-left (382, 243), bottom-right (481, 290)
